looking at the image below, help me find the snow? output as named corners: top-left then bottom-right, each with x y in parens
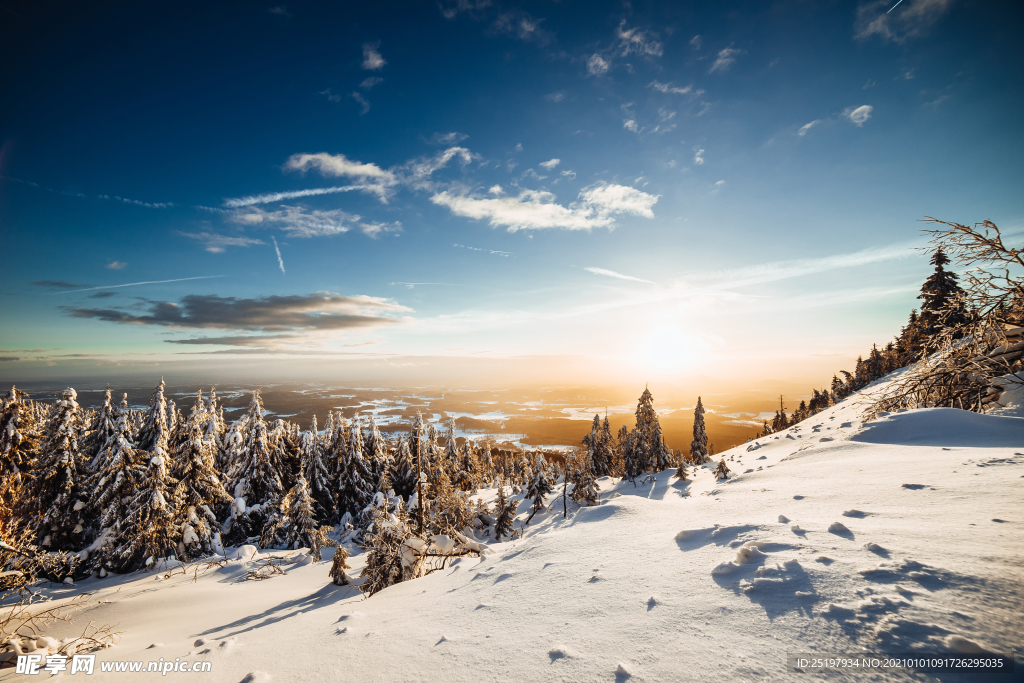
top-left (7, 374), bottom-right (1024, 681)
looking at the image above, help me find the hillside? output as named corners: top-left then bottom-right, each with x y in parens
top-left (4, 374), bottom-right (1023, 682)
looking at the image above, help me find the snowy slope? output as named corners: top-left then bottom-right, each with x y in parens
top-left (4, 378), bottom-right (1023, 682)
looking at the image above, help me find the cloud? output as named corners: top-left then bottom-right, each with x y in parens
top-left (179, 231), bottom-right (265, 253)
top-left (494, 12), bottom-right (552, 44)
top-left (228, 205), bottom-right (359, 238)
top-left (34, 280), bottom-right (85, 289)
top-left (440, 0), bottom-right (492, 19)
top-left (521, 168), bottom-right (546, 181)
top-left (545, 91), bottom-right (565, 103)
top-left (587, 54), bottom-right (609, 75)
top-left (690, 35), bottom-right (701, 50)
top-left (693, 148), bottom-right (705, 165)
top-left (284, 152), bottom-right (396, 200)
top-left (430, 181), bottom-right (658, 232)
top-left (649, 80), bottom-right (693, 95)
top-left (0, 357), bottom-right (19, 362)
top-left (453, 243), bottom-right (514, 257)
top-left (271, 236), bottom-right (286, 274)
top-left (710, 47), bottom-right (744, 73)
top-left (360, 76), bottom-right (383, 89)
top-left (268, 6), bottom-right (290, 16)
top-left (401, 146), bottom-right (475, 188)
top-left (105, 261), bottom-right (127, 270)
top-left (617, 21), bottom-right (663, 57)
top-left (539, 158), bottom-right (560, 170)
top-left (358, 221), bottom-right (402, 238)
top-left (53, 276), bottom-right (225, 294)
top-left (362, 42), bottom-right (386, 70)
top-left (585, 267), bottom-right (654, 283)
top-left (68, 292), bottom-right (411, 332)
top-left (98, 195), bottom-right (174, 209)
top-left (623, 119), bottom-right (639, 133)
top-left (223, 185), bottom-right (364, 208)
top-left (89, 291), bottom-right (117, 298)
top-left (845, 105), bottom-right (873, 126)
top-left (166, 334), bottom-right (296, 347)
top-left (855, 0), bottom-right (955, 42)
top-left (352, 91), bottom-right (371, 114)
top-left (798, 120), bottom-right (820, 136)
top-left (430, 131), bottom-right (469, 145)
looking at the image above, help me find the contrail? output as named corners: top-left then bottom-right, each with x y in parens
top-left (886, 0), bottom-right (904, 12)
top-left (223, 185), bottom-right (365, 208)
top-left (272, 237), bottom-right (286, 274)
top-left (57, 275), bottom-right (225, 294)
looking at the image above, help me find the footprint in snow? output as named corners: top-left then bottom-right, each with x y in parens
top-left (815, 556), bottom-right (833, 564)
top-left (793, 495), bottom-right (805, 500)
top-left (548, 648), bottom-right (568, 662)
top-left (647, 596), bottom-right (659, 611)
top-left (864, 542), bottom-right (889, 557)
top-left (842, 510), bottom-right (868, 518)
top-left (901, 484), bottom-right (928, 490)
top-left (778, 515), bottom-right (790, 523)
top-left (828, 522), bottom-right (854, 539)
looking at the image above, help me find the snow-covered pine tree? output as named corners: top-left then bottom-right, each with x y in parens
top-left (268, 418), bottom-right (300, 492)
top-left (166, 399), bottom-right (179, 440)
top-left (362, 416), bottom-right (390, 492)
top-left (442, 418), bottom-right (460, 476)
top-left (223, 391), bottom-right (285, 545)
top-left (429, 466), bottom-right (468, 536)
top-left (0, 386), bottom-right (40, 519)
top-left (389, 438), bottom-right (416, 499)
top-left (114, 452), bottom-right (179, 571)
top-left (689, 396), bottom-right (710, 465)
top-left (171, 391), bottom-right (231, 559)
top-left (918, 247), bottom-right (969, 342)
top-left (300, 415), bottom-right (336, 523)
top-left (569, 448), bottom-right (599, 506)
top-left (136, 379), bottom-right (171, 454)
top-left (337, 424), bottom-right (373, 522)
top-left (202, 387), bottom-right (226, 448)
top-left (359, 503), bottom-right (418, 597)
top-left (651, 417), bottom-right (671, 472)
top-left (262, 474), bottom-right (333, 559)
top-left (87, 388), bottom-right (117, 461)
top-left (455, 442), bottom-right (475, 491)
top-left (321, 411), bottom-right (336, 455)
top-left (581, 414), bottom-right (602, 472)
top-left (218, 415), bottom-right (246, 475)
top-left (714, 458), bottom-right (730, 481)
top-left (492, 484), bottom-right (517, 541)
top-left (29, 388), bottom-right (89, 551)
top-left (524, 455), bottom-right (553, 520)
top-left (329, 545), bottom-right (351, 585)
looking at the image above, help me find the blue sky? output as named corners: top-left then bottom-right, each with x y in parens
top-left (1, 0), bottom-right (1022, 386)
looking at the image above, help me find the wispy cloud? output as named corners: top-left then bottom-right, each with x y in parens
top-left (845, 104), bottom-right (874, 126)
top-left (710, 47), bottom-right (744, 73)
top-left (649, 80), bottom-right (694, 95)
top-left (430, 182), bottom-right (658, 232)
top-left (429, 131), bottom-right (468, 145)
top-left (616, 21), bottom-right (662, 57)
top-left (223, 185), bottom-right (364, 208)
top-left (539, 158), bottom-right (560, 170)
top-left (360, 76), bottom-right (383, 90)
top-left (587, 54), bottom-right (609, 76)
top-left (453, 243), bottom-right (514, 257)
top-left (228, 205), bottom-right (359, 238)
top-left (690, 35), bottom-right (701, 50)
top-left (493, 11), bottom-right (552, 44)
top-left (272, 236), bottom-right (286, 274)
top-left (362, 42), bottom-right (386, 70)
top-left (545, 91), bottom-right (565, 103)
top-left (585, 267), bottom-right (654, 284)
top-left (798, 120), bottom-right (821, 136)
top-left (69, 292), bottom-right (410, 331)
top-left (694, 148), bottom-right (705, 165)
top-left (34, 280), bottom-right (86, 289)
top-left (178, 231), bottom-right (265, 252)
top-left (284, 152), bottom-right (396, 201)
top-left (856, 0), bottom-right (955, 42)
top-left (98, 195), bottom-right (174, 209)
top-left (623, 119), bottom-right (639, 133)
top-left (352, 91), bottom-right (371, 114)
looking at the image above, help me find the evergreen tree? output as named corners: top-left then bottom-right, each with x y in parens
top-left (29, 388), bottom-right (89, 551)
top-left (0, 386), bottom-right (40, 520)
top-left (714, 458), bottom-right (730, 481)
top-left (262, 475), bottom-right (333, 559)
top-left (88, 393), bottom-right (142, 569)
top-left (689, 396), bottom-right (710, 464)
top-left (136, 379), bottom-right (171, 454)
top-left (524, 456), bottom-right (553, 519)
top-left (918, 248), bottom-right (968, 339)
top-left (329, 546), bottom-right (352, 585)
top-left (337, 424), bottom-right (373, 521)
top-left (87, 388), bottom-right (117, 461)
top-left (569, 448), bottom-right (599, 506)
top-left (203, 386), bottom-right (226, 448)
top-left (389, 439), bottom-right (417, 500)
top-left (114, 452), bottom-right (179, 571)
top-left (171, 391), bottom-right (231, 558)
top-left (300, 415), bottom-right (335, 523)
top-left (223, 391), bottom-right (285, 544)
top-left (492, 484), bottom-right (517, 541)
top-left (362, 416), bottom-right (390, 491)
top-left (359, 503), bottom-right (419, 596)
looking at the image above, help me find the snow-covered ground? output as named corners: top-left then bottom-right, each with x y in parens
top-left (5, 378), bottom-right (1023, 682)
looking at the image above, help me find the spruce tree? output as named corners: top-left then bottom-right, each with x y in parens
top-left (0, 386), bottom-right (40, 519)
top-left (389, 439), bottom-right (416, 499)
top-left (337, 424), bottom-right (373, 521)
top-left (29, 388), bottom-right (89, 551)
top-left (492, 484), bottom-right (517, 541)
top-left (525, 455), bottom-right (553, 519)
top-left (115, 452), bottom-right (179, 571)
top-left (87, 388), bottom-right (117, 462)
top-left (918, 248), bottom-right (968, 339)
top-left (88, 393), bottom-right (142, 569)
top-left (714, 458), bottom-right (730, 481)
top-left (300, 415), bottom-right (335, 523)
top-left (569, 448), bottom-right (599, 506)
top-left (690, 397), bottom-right (710, 464)
top-left (262, 475), bottom-right (333, 559)
top-left (171, 391), bottom-right (231, 558)
top-left (223, 391), bottom-right (285, 544)
top-left (329, 545), bottom-right (352, 585)
top-left (136, 379), bottom-right (171, 454)
top-left (359, 503), bottom-right (418, 596)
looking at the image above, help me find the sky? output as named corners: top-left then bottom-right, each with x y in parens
top-left (1, 0), bottom-right (1022, 388)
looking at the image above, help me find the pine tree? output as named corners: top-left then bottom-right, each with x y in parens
top-left (203, 387), bottom-right (226, 448)
top-left (136, 379), bottom-right (171, 454)
top-left (88, 393), bottom-right (142, 569)
top-left (171, 391), bottom-right (231, 559)
top-left (262, 475), bottom-right (333, 559)
top-left (359, 504), bottom-right (418, 596)
top-left (337, 424), bottom-right (373, 521)
top-left (389, 439), bottom-right (416, 499)
top-left (87, 388), bottom-right (117, 461)
top-left (689, 396), bottom-right (709, 464)
top-left (569, 448), bottom-right (599, 506)
top-left (114, 452), bottom-right (179, 571)
top-left (29, 388), bottom-right (89, 551)
top-left (918, 248), bottom-right (968, 340)
top-left (0, 386), bottom-right (40, 521)
top-left (714, 458), bottom-right (730, 481)
top-left (329, 545), bottom-right (352, 585)
top-left (492, 484), bottom-right (517, 541)
top-left (300, 415), bottom-right (335, 523)
top-left (525, 456), bottom-right (553, 519)
top-left (363, 416), bottom-right (390, 492)
top-left (223, 391), bottom-right (285, 544)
